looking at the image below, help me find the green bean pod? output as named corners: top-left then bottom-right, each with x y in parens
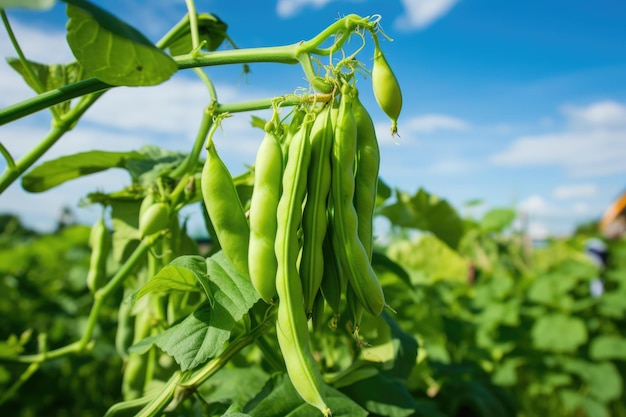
top-left (248, 128), bottom-right (283, 303)
top-left (330, 84), bottom-right (385, 317)
top-left (202, 141), bottom-right (250, 277)
top-left (86, 216), bottom-right (111, 293)
top-left (319, 203), bottom-right (345, 328)
top-left (353, 95), bottom-right (380, 260)
top-left (274, 116), bottom-right (330, 416)
top-left (372, 44), bottom-right (402, 136)
top-left (300, 105), bottom-right (333, 315)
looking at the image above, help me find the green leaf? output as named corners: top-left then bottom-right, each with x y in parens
top-left (436, 380), bottom-right (515, 417)
top-left (154, 252), bottom-right (258, 371)
top-left (559, 389), bottom-right (610, 417)
top-left (245, 373), bottom-right (367, 417)
top-left (7, 58), bottom-right (83, 115)
top-left (561, 359), bottom-right (623, 403)
top-left (340, 373), bottom-right (425, 417)
top-left (372, 251), bottom-right (411, 287)
top-left (197, 367), bottom-right (270, 411)
top-left (378, 188), bottom-right (463, 249)
top-left (135, 255), bottom-right (206, 300)
top-left (167, 13), bottom-right (228, 56)
top-left (126, 146), bottom-right (188, 186)
top-left (0, 0), bottom-right (55, 9)
top-left (590, 334), bottom-right (626, 360)
top-left (64, 0), bottom-right (177, 86)
top-left (479, 208), bottom-right (516, 234)
top-left (531, 313), bottom-right (587, 353)
top-left (21, 150), bottom-right (144, 192)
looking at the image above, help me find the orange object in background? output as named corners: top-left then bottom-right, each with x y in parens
top-left (600, 191), bottom-right (626, 239)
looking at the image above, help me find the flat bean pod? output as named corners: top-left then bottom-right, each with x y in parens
top-left (274, 116), bottom-right (331, 416)
top-left (300, 105), bottom-right (333, 315)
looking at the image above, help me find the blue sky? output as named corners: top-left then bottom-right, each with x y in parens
top-left (1, 0), bottom-right (626, 239)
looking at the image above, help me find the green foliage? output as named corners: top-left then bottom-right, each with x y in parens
top-left (64, 0), bottom-right (177, 86)
top-left (2, 3), bottom-right (625, 417)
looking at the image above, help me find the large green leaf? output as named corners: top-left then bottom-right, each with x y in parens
top-left (531, 313), bottom-right (587, 353)
top-left (21, 150), bottom-right (145, 192)
top-left (197, 367), bottom-right (270, 411)
top-left (378, 188), bottom-right (463, 249)
top-left (340, 373), bottom-right (440, 417)
top-left (245, 373), bottom-right (367, 417)
top-left (7, 58), bottom-right (83, 115)
top-left (64, 0), bottom-right (177, 86)
top-left (154, 252), bottom-right (258, 371)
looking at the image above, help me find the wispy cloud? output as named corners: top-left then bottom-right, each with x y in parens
top-left (276, 0), bottom-right (336, 18)
top-left (553, 183), bottom-right (598, 200)
top-left (491, 100), bottom-right (626, 177)
top-left (394, 0), bottom-right (460, 31)
top-left (405, 114), bottom-right (469, 133)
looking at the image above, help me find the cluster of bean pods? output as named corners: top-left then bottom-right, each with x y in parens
top-left (201, 45), bottom-right (401, 415)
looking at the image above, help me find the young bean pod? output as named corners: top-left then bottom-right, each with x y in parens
top-left (330, 84), bottom-right (385, 317)
top-left (372, 44), bottom-right (402, 136)
top-left (248, 128), bottom-right (283, 303)
top-left (274, 115), bottom-right (331, 416)
top-left (202, 139), bottom-right (250, 277)
top-left (86, 216), bottom-right (111, 293)
top-left (300, 105), bottom-right (333, 315)
top-left (353, 95), bottom-right (380, 260)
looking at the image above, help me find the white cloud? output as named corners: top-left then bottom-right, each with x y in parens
top-left (276, 0), bottom-right (336, 18)
top-left (394, 0), bottom-right (460, 31)
top-left (491, 100), bottom-right (626, 177)
top-left (518, 195), bottom-right (560, 216)
top-left (553, 183), bottom-right (598, 200)
top-left (562, 100), bottom-right (626, 129)
top-left (428, 158), bottom-right (476, 175)
top-left (405, 114), bottom-right (469, 133)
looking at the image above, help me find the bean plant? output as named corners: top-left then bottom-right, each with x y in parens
top-left (0, 1), bottom-right (410, 416)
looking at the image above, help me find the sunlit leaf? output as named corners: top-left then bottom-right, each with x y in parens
top-left (65, 0), bottom-right (177, 86)
top-left (480, 208), bottom-right (516, 234)
top-left (378, 188), bottom-right (463, 249)
top-left (531, 314), bottom-right (587, 353)
top-left (135, 255), bottom-right (206, 300)
top-left (21, 150), bottom-right (145, 192)
top-left (561, 358), bottom-right (623, 403)
top-left (7, 58), bottom-right (83, 115)
top-left (154, 252), bottom-right (258, 371)
top-left (590, 334), bottom-right (626, 360)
